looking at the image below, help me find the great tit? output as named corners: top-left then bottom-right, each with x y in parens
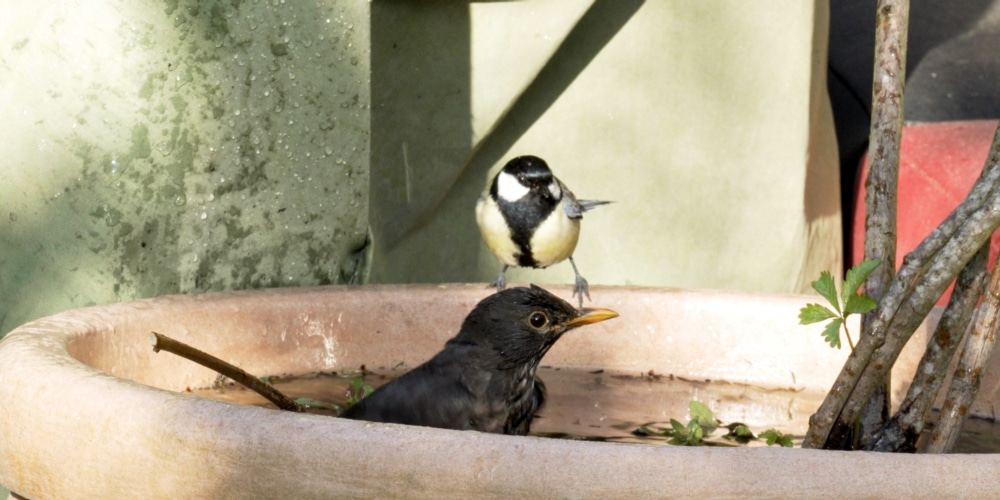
top-left (339, 285), bottom-right (618, 435)
top-left (475, 155), bottom-right (610, 307)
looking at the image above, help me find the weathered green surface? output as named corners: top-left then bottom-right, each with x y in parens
top-left (0, 0), bottom-right (371, 336)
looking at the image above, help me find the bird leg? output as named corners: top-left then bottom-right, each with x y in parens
top-left (489, 265), bottom-right (509, 292)
top-left (569, 256), bottom-right (590, 308)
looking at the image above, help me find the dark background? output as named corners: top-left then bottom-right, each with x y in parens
top-left (828, 0), bottom-right (1000, 263)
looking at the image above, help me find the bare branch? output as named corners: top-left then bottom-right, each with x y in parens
top-left (925, 251), bottom-right (1000, 453)
top-left (804, 122), bottom-right (1000, 449)
top-left (853, 0), bottom-right (911, 449)
top-left (864, 243), bottom-right (988, 452)
top-left (151, 332), bottom-right (304, 412)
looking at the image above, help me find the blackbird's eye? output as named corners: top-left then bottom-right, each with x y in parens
top-left (528, 311), bottom-right (549, 330)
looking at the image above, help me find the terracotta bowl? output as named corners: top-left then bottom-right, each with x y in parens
top-left (1, 285), bottom-right (999, 498)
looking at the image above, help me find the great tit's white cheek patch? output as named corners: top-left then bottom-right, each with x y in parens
top-left (496, 171), bottom-right (529, 202)
top-left (548, 180), bottom-right (561, 200)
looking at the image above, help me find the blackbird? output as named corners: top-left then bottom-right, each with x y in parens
top-left (340, 285), bottom-right (618, 435)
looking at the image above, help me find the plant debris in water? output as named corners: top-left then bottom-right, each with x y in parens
top-left (191, 367), bottom-right (821, 447)
top-left (634, 401), bottom-right (793, 447)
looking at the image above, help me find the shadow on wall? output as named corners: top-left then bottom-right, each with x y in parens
top-left (828, 0), bottom-right (1000, 265)
top-left (368, 0), bottom-right (644, 283)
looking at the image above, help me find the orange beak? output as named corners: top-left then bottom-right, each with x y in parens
top-left (562, 307), bottom-right (619, 329)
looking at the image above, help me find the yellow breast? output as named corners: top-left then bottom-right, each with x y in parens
top-left (476, 195), bottom-right (522, 267)
top-left (528, 209), bottom-right (580, 268)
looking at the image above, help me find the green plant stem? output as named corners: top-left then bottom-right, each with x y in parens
top-left (842, 322), bottom-right (856, 351)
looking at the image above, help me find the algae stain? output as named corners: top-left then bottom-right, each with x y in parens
top-left (130, 124), bottom-right (152, 159)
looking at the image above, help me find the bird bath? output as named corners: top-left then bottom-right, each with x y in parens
top-left (2, 284), bottom-right (1000, 498)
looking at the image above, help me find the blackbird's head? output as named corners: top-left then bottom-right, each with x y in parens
top-left (455, 285), bottom-right (619, 369)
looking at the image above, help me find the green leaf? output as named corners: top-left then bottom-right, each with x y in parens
top-left (844, 293), bottom-right (878, 316)
top-left (669, 418), bottom-right (687, 436)
top-left (760, 429), bottom-right (794, 447)
top-left (295, 398), bottom-right (342, 412)
top-left (810, 271), bottom-right (841, 313)
top-left (723, 423), bottom-right (755, 444)
top-left (687, 420), bottom-right (704, 445)
top-left (842, 259), bottom-right (881, 307)
top-left (636, 425), bottom-right (664, 437)
top-left (822, 318), bottom-right (844, 349)
top-left (689, 400), bottom-right (718, 430)
top-left (798, 303), bottom-right (839, 325)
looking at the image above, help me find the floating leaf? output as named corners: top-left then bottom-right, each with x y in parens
top-left (687, 420), bottom-right (704, 445)
top-left (635, 425), bottom-right (663, 437)
top-left (689, 400), bottom-right (718, 431)
top-left (760, 429), bottom-right (794, 447)
top-left (723, 423), bottom-right (755, 444)
top-left (669, 418), bottom-right (686, 435)
top-left (295, 398), bottom-right (341, 412)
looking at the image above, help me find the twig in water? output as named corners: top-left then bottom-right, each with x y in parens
top-left (151, 332), bottom-right (304, 412)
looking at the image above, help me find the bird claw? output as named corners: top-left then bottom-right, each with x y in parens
top-left (489, 268), bottom-right (508, 292)
top-left (572, 274), bottom-right (590, 309)
top-left (568, 257), bottom-right (590, 309)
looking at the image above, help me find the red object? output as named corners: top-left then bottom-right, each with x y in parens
top-left (851, 120), bottom-right (1000, 305)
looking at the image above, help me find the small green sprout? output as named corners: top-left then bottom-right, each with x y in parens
top-left (687, 400), bottom-right (719, 433)
top-left (295, 397), bottom-right (342, 412)
top-left (345, 375), bottom-right (374, 408)
top-left (759, 428), bottom-right (794, 447)
top-left (636, 401), bottom-right (717, 446)
top-left (668, 418), bottom-right (705, 446)
top-left (635, 401), bottom-right (798, 447)
top-left (798, 259), bottom-right (881, 350)
top-left (722, 423), bottom-right (755, 444)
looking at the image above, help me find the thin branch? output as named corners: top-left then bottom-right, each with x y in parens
top-left (854, 0), bottom-right (910, 450)
top-left (925, 251), bottom-right (1000, 453)
top-left (865, 243), bottom-right (988, 452)
top-left (151, 332), bottom-right (304, 412)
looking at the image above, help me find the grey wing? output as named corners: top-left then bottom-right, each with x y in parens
top-left (559, 180), bottom-right (611, 219)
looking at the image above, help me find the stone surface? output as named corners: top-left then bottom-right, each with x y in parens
top-left (2, 285), bottom-right (999, 498)
top-left (0, 0), bottom-right (371, 336)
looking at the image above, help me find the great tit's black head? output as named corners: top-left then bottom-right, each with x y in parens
top-left (454, 285), bottom-right (618, 369)
top-left (492, 155), bottom-right (563, 204)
